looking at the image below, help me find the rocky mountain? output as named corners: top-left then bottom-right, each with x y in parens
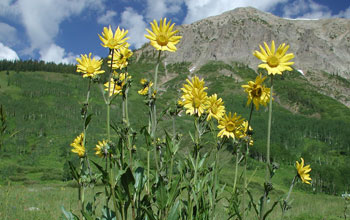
top-left (137, 7), bottom-right (350, 107)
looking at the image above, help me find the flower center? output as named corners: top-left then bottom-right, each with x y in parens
top-left (86, 66), bottom-right (95, 74)
top-left (108, 38), bottom-right (117, 47)
top-left (157, 34), bottom-right (168, 46)
top-left (226, 122), bottom-right (235, 132)
top-left (267, 55), bottom-right (279, 68)
top-left (193, 97), bottom-right (201, 108)
top-left (211, 105), bottom-right (218, 114)
top-left (253, 86), bottom-right (262, 97)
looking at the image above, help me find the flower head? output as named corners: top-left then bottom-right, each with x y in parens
top-left (217, 112), bottom-right (244, 139)
top-left (145, 18), bottom-right (182, 52)
top-left (76, 53), bottom-right (105, 78)
top-left (138, 78), bottom-right (153, 96)
top-left (296, 158), bottom-right (312, 184)
top-left (254, 40), bottom-right (294, 75)
top-left (104, 72), bottom-right (131, 96)
top-left (206, 94), bottom-right (225, 121)
top-left (95, 140), bottom-right (108, 158)
top-left (242, 74), bottom-right (271, 110)
top-left (238, 121), bottom-right (254, 146)
top-left (70, 133), bottom-right (85, 158)
top-left (108, 46), bottom-right (133, 70)
top-left (181, 76), bottom-right (207, 96)
top-left (99, 26), bottom-right (129, 50)
top-left (180, 76), bottom-right (209, 116)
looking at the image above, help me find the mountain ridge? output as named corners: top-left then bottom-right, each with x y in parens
top-left (137, 6), bottom-right (350, 107)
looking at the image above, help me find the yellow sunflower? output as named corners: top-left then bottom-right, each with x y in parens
top-left (95, 140), bottom-right (108, 158)
top-left (182, 88), bottom-right (209, 116)
top-left (104, 72), bottom-right (130, 96)
top-left (241, 74), bottom-right (271, 110)
top-left (76, 53), bottom-right (105, 78)
top-left (108, 46), bottom-right (133, 70)
top-left (145, 18), bottom-right (182, 52)
top-left (217, 112), bottom-right (244, 139)
top-left (181, 76), bottom-right (207, 95)
top-left (206, 94), bottom-right (225, 121)
top-left (70, 133), bottom-right (85, 158)
top-left (296, 158), bottom-right (312, 184)
top-left (99, 26), bottom-right (129, 50)
top-left (239, 121), bottom-right (254, 146)
top-left (138, 79), bottom-right (153, 96)
top-left (253, 40), bottom-right (294, 75)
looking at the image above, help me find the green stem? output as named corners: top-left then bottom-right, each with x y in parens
top-left (233, 145), bottom-right (240, 193)
top-left (78, 158), bottom-right (85, 218)
top-left (109, 155), bottom-right (119, 220)
top-left (212, 146), bottom-right (219, 218)
top-left (107, 103), bottom-right (111, 141)
top-left (281, 175), bottom-right (297, 220)
top-left (106, 49), bottom-right (115, 141)
top-left (266, 75), bottom-right (273, 181)
top-left (260, 75), bottom-right (274, 220)
top-left (169, 155), bottom-right (174, 187)
top-left (243, 102), bottom-right (254, 220)
top-left (151, 51), bottom-right (162, 173)
top-left (82, 80), bottom-right (92, 177)
top-left (147, 150), bottom-right (150, 194)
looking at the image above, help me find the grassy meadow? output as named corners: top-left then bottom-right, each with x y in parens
top-left (0, 57), bottom-right (350, 219)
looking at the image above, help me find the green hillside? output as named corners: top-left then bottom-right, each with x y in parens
top-left (0, 58), bottom-right (350, 219)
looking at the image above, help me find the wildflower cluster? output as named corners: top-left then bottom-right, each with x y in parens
top-left (66, 16), bottom-right (313, 220)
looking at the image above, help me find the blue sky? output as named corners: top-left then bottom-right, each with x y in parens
top-left (0, 0), bottom-right (349, 63)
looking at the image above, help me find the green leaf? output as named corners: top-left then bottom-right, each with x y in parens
top-left (81, 210), bottom-right (94, 220)
top-left (101, 206), bottom-right (116, 220)
top-left (121, 167), bottom-right (135, 198)
top-left (84, 113), bottom-right (93, 129)
top-left (198, 152), bottom-right (208, 169)
top-left (61, 206), bottom-right (79, 220)
top-left (167, 200), bottom-right (180, 220)
top-left (91, 160), bottom-right (109, 184)
top-left (68, 161), bottom-right (80, 182)
top-left (156, 177), bottom-right (167, 210)
top-left (134, 166), bottom-right (145, 192)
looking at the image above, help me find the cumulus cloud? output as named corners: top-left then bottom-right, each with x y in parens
top-left (39, 44), bottom-right (77, 64)
top-left (0, 0), bottom-right (20, 19)
top-left (145, 0), bottom-right (183, 21)
top-left (182, 0), bottom-right (287, 24)
top-left (97, 10), bottom-right (117, 25)
top-left (0, 42), bottom-right (19, 61)
top-left (282, 0), bottom-right (332, 19)
top-left (17, 0), bottom-right (105, 53)
top-left (0, 23), bottom-right (18, 46)
top-left (336, 7), bottom-right (350, 18)
top-left (121, 7), bottom-right (148, 49)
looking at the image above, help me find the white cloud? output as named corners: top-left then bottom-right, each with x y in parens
top-left (337, 7), bottom-right (350, 18)
top-left (182, 0), bottom-right (287, 24)
top-left (0, 0), bottom-right (20, 19)
top-left (283, 0), bottom-right (332, 19)
top-left (145, 0), bottom-right (183, 21)
top-left (121, 7), bottom-right (148, 49)
top-left (0, 23), bottom-right (18, 46)
top-left (17, 0), bottom-right (105, 53)
top-left (97, 10), bottom-right (117, 25)
top-left (0, 42), bottom-right (19, 61)
top-left (146, 0), bottom-right (167, 21)
top-left (39, 44), bottom-right (77, 64)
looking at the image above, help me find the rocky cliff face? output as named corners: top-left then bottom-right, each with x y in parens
top-left (140, 7), bottom-right (350, 79)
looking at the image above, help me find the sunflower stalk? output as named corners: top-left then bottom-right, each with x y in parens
top-left (280, 175), bottom-right (297, 219)
top-left (259, 75), bottom-right (274, 220)
top-left (106, 49), bottom-right (115, 141)
top-left (242, 102), bottom-right (254, 220)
